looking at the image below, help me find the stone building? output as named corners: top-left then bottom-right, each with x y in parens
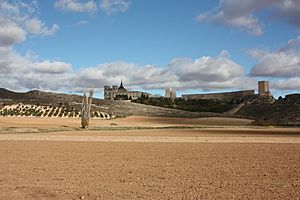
top-left (258, 81), bottom-right (271, 96)
top-left (104, 81), bottom-right (153, 100)
top-left (165, 88), bottom-right (176, 99)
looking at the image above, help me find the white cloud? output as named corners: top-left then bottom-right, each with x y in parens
top-left (288, 35), bottom-right (300, 46)
top-left (0, 1), bottom-right (59, 39)
top-left (75, 20), bottom-right (89, 26)
top-left (32, 60), bottom-right (72, 74)
top-left (73, 61), bottom-right (169, 89)
top-left (279, 0), bottom-right (300, 27)
top-left (0, 19), bottom-right (258, 94)
top-left (54, 0), bottom-right (97, 13)
top-left (71, 53), bottom-right (252, 91)
top-left (0, 20), bottom-right (26, 46)
top-left (168, 56), bottom-right (244, 82)
top-left (54, 0), bottom-right (131, 16)
top-left (249, 35), bottom-right (300, 90)
top-left (250, 50), bottom-right (300, 77)
top-left (250, 35), bottom-right (300, 77)
top-left (15, 72), bottom-right (74, 91)
top-left (100, 0), bottom-right (130, 15)
top-left (0, 47), bottom-right (29, 73)
top-left (197, 11), bottom-right (264, 36)
top-left (196, 0), bottom-right (300, 36)
top-left (0, 1), bottom-right (66, 91)
top-left (273, 77), bottom-right (300, 90)
top-left (26, 19), bottom-right (59, 36)
top-left (0, 48), bottom-right (257, 92)
top-left (0, 46), bottom-right (72, 91)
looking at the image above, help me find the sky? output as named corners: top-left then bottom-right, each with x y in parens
top-left (0, 0), bottom-right (300, 98)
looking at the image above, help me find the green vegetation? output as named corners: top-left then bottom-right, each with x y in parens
top-left (114, 94), bottom-right (129, 100)
top-left (133, 97), bottom-right (236, 113)
top-left (238, 94), bottom-right (300, 126)
top-left (0, 104), bottom-right (112, 119)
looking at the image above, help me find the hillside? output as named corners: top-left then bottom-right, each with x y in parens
top-left (132, 96), bottom-right (237, 113)
top-left (1, 88), bottom-right (299, 125)
top-left (237, 94), bottom-right (300, 126)
top-left (130, 92), bottom-right (300, 126)
top-left (0, 88), bottom-right (229, 118)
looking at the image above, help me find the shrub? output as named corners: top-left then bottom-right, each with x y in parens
top-left (94, 111), bottom-right (99, 117)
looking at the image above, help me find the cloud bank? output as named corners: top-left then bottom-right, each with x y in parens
top-left (0, 1), bottom-right (70, 91)
top-left (197, 0), bottom-right (300, 36)
top-left (72, 54), bottom-right (253, 92)
top-left (249, 35), bottom-right (300, 90)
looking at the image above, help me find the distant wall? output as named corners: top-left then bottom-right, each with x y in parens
top-left (182, 90), bottom-right (255, 101)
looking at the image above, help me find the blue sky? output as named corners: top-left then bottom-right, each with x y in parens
top-left (1, 0), bottom-right (300, 98)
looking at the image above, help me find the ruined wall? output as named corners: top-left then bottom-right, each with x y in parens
top-left (182, 90), bottom-right (255, 101)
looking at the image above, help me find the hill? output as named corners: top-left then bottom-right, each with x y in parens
top-left (131, 92), bottom-right (300, 126)
top-left (237, 94), bottom-right (300, 126)
top-left (0, 88), bottom-right (229, 118)
top-left (1, 88), bottom-right (299, 125)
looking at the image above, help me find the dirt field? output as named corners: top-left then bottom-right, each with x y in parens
top-left (0, 116), bottom-right (254, 128)
top-left (0, 117), bottom-right (299, 199)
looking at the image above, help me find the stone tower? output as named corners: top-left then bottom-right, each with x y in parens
top-left (258, 81), bottom-right (270, 96)
top-left (165, 88), bottom-right (176, 99)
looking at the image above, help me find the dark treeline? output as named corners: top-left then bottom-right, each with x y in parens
top-left (133, 96), bottom-right (236, 113)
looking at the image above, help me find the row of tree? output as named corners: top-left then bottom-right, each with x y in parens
top-left (133, 96), bottom-right (236, 113)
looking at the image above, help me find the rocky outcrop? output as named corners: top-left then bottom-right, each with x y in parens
top-left (237, 94), bottom-right (300, 126)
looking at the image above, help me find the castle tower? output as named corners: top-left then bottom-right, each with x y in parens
top-left (118, 80), bottom-right (127, 92)
top-left (165, 88), bottom-right (176, 99)
top-left (104, 86), bottom-right (112, 100)
top-left (258, 81), bottom-right (270, 96)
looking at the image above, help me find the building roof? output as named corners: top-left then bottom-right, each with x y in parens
top-left (118, 80), bottom-right (127, 91)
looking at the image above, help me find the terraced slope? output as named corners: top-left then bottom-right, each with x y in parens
top-left (0, 104), bottom-right (112, 119)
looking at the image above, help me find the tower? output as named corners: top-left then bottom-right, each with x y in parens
top-left (104, 86), bottom-right (112, 100)
top-left (258, 81), bottom-right (270, 96)
top-left (165, 88), bottom-right (176, 99)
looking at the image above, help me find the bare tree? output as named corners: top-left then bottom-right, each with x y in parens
top-left (81, 89), bottom-right (94, 128)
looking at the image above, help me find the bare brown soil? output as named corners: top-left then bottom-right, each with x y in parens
top-left (0, 116), bottom-right (253, 128)
top-left (0, 142), bottom-right (299, 199)
top-left (0, 116), bottom-right (299, 199)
